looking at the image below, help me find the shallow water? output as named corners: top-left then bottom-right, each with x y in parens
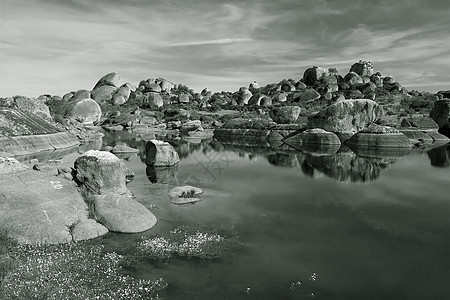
top-left (90, 132), bottom-right (450, 300)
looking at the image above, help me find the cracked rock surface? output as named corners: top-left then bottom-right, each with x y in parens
top-left (0, 167), bottom-right (108, 244)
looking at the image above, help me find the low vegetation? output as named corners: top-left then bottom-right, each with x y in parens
top-left (0, 230), bottom-right (167, 300)
top-left (135, 224), bottom-right (244, 261)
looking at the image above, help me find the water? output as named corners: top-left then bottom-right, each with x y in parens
top-left (90, 132), bottom-right (450, 300)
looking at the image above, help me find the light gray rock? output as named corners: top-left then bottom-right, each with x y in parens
top-left (307, 99), bottom-right (384, 135)
top-left (92, 194), bottom-right (157, 233)
top-left (0, 169), bottom-right (108, 244)
top-left (74, 150), bottom-right (128, 195)
top-left (144, 140), bottom-right (180, 166)
top-left (64, 98), bottom-right (102, 123)
top-left (91, 85), bottom-right (117, 104)
top-left (269, 106), bottom-right (301, 124)
top-left (93, 72), bottom-right (121, 90)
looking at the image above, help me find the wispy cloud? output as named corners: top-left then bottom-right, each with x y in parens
top-left (165, 38), bottom-right (252, 47)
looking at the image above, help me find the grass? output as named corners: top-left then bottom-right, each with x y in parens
top-left (0, 229), bottom-right (167, 300)
top-left (134, 224), bottom-right (244, 261)
top-left (180, 189), bottom-right (196, 198)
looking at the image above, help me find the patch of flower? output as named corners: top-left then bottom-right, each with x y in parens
top-left (136, 224), bottom-right (243, 260)
top-left (1, 242), bottom-right (167, 300)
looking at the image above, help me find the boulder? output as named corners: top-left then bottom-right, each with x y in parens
top-left (349, 60), bottom-right (374, 77)
top-left (64, 98), bottom-right (102, 123)
top-left (147, 83), bottom-right (162, 93)
top-left (307, 99), bottom-right (384, 135)
top-left (0, 157), bottom-right (29, 175)
top-left (269, 106), bottom-right (301, 124)
top-left (93, 72), bottom-right (121, 90)
top-left (178, 93), bottom-right (190, 103)
top-left (111, 144), bottom-right (139, 154)
top-left (74, 150), bottom-right (128, 195)
top-left (430, 100), bottom-right (450, 129)
top-left (401, 115), bottom-right (439, 129)
top-left (91, 85), bottom-right (117, 104)
top-left (260, 95), bottom-right (272, 107)
top-left (181, 120), bottom-right (202, 132)
top-left (344, 72), bottom-right (363, 87)
top-left (238, 89), bottom-right (253, 105)
top-left (12, 95), bottom-right (52, 122)
top-left (91, 194), bottom-right (157, 232)
top-left (144, 140), bottom-right (180, 166)
top-left (346, 124), bottom-right (411, 148)
top-left (323, 75), bottom-right (338, 92)
top-left (146, 92), bottom-right (164, 108)
top-left (0, 168), bottom-right (108, 244)
top-left (284, 128), bottom-right (341, 146)
top-left (71, 89), bottom-right (91, 102)
top-left (112, 85), bottom-right (131, 106)
top-left (280, 82), bottom-right (295, 92)
top-left (303, 66), bottom-right (327, 86)
top-left (271, 91), bottom-right (287, 103)
top-left (298, 88), bottom-right (320, 102)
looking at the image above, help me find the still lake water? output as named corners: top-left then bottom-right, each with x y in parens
top-left (86, 132), bottom-right (450, 300)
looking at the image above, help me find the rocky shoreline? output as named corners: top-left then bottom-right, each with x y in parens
top-left (1, 59), bottom-right (450, 245)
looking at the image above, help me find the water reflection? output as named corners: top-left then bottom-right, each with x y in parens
top-left (99, 131), bottom-right (449, 184)
top-left (427, 144), bottom-right (450, 168)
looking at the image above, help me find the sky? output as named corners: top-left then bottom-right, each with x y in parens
top-left (1, 0), bottom-right (450, 97)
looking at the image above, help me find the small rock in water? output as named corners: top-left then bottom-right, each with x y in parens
top-left (168, 185), bottom-right (203, 205)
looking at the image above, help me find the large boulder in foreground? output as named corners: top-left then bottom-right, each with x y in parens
top-left (91, 194), bottom-right (157, 233)
top-left (0, 159), bottom-right (108, 244)
top-left (75, 150), bottom-right (157, 233)
top-left (269, 106), bottom-right (301, 124)
top-left (307, 99), bottom-right (384, 135)
top-left (75, 150), bottom-right (128, 195)
top-left (144, 140), bottom-right (180, 167)
top-left (63, 98), bottom-right (102, 123)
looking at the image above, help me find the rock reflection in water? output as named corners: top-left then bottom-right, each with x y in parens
top-left (304, 150), bottom-right (397, 183)
top-left (146, 164), bottom-right (178, 184)
top-left (267, 153), bottom-right (300, 168)
top-left (427, 143), bottom-right (450, 168)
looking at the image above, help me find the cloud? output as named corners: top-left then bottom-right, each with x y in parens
top-left (165, 38), bottom-right (252, 47)
top-left (0, 0), bottom-right (449, 96)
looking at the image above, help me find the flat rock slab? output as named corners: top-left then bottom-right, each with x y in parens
top-left (0, 169), bottom-right (108, 244)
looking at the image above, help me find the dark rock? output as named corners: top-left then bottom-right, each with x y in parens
top-left (344, 72), bottom-right (363, 87)
top-left (303, 66), bottom-right (327, 86)
top-left (430, 100), bottom-right (450, 130)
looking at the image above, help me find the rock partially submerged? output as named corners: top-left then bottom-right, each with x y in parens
top-left (75, 150), bottom-right (157, 233)
top-left (144, 140), bottom-right (180, 167)
top-left (346, 124), bottom-right (412, 154)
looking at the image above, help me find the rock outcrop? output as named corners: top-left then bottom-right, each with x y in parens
top-left (307, 99), bottom-right (384, 135)
top-left (430, 99), bottom-right (450, 137)
top-left (0, 158), bottom-right (108, 244)
top-left (269, 106), bottom-right (301, 124)
top-left (75, 150), bottom-right (157, 233)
